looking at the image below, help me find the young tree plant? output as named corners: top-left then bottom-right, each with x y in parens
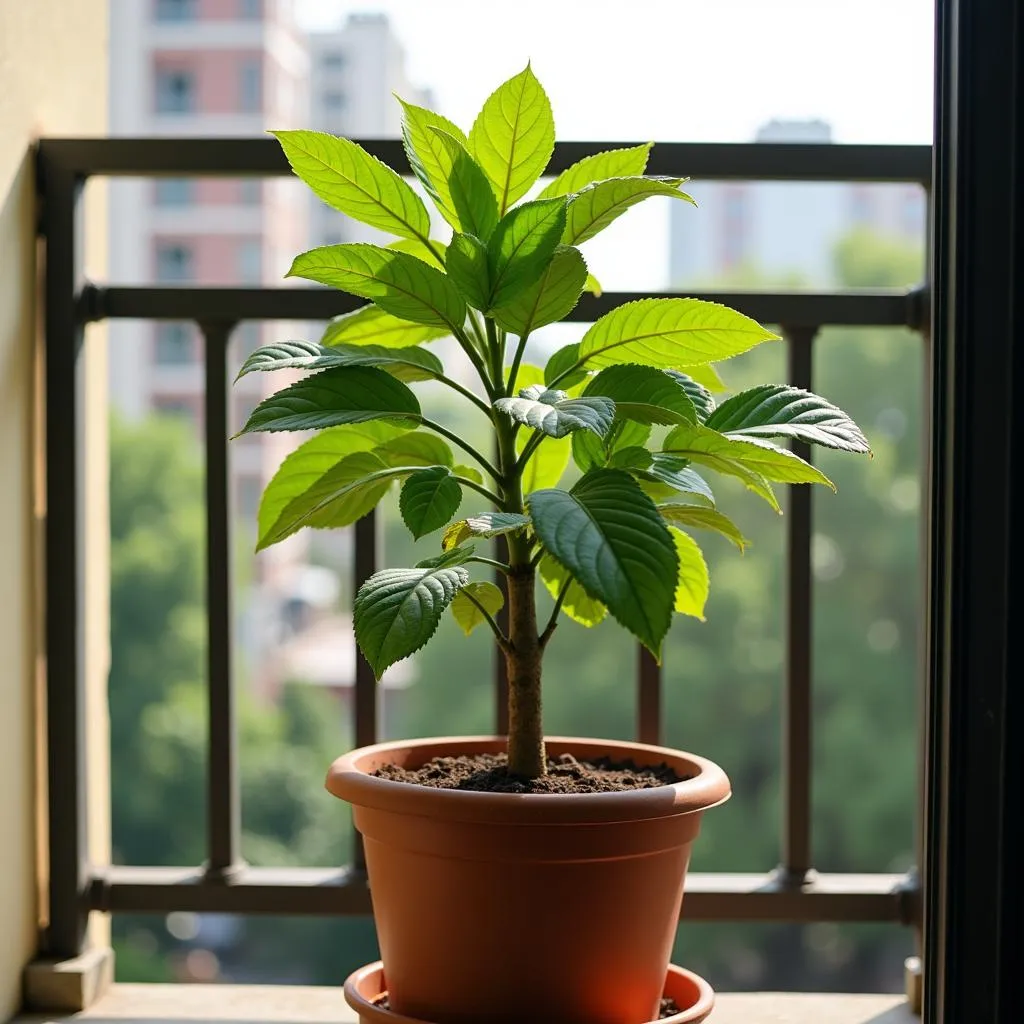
top-left (234, 65), bottom-right (870, 779)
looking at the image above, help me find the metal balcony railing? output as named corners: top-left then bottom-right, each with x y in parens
top-left (36, 137), bottom-right (931, 960)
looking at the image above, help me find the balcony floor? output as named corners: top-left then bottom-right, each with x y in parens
top-left (16, 983), bottom-right (916, 1024)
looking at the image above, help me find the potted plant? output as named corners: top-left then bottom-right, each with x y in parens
top-left (235, 65), bottom-right (870, 1024)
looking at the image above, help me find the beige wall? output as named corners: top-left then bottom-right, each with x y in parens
top-left (0, 2), bottom-right (108, 1017)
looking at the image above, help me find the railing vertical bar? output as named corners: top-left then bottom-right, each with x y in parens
top-left (42, 155), bottom-right (89, 957)
top-left (637, 648), bottom-right (662, 745)
top-left (352, 510), bottom-right (378, 870)
top-left (781, 325), bottom-right (817, 881)
top-left (201, 320), bottom-right (241, 878)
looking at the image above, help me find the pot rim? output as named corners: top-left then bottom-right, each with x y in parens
top-left (326, 735), bottom-right (730, 825)
top-left (343, 960), bottom-right (716, 1024)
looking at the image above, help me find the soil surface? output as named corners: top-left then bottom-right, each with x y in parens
top-left (371, 994), bottom-right (683, 1018)
top-left (372, 751), bottom-right (686, 794)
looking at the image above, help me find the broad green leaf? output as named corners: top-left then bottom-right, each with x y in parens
top-left (491, 245), bottom-right (587, 336)
top-left (539, 553), bottom-right (607, 628)
top-left (583, 364), bottom-right (697, 425)
top-left (256, 423), bottom-right (408, 549)
top-left (354, 566), bottom-right (469, 676)
top-left (658, 505), bottom-right (748, 551)
top-left (399, 467), bottom-right (462, 539)
top-left (510, 363), bottom-right (546, 390)
top-left (446, 233), bottom-right (491, 310)
top-left (664, 423), bottom-right (835, 490)
top-left (443, 511), bottom-right (532, 551)
top-left (288, 244), bottom-right (466, 330)
top-left (495, 385), bottom-right (614, 439)
top-left (453, 464), bottom-right (483, 484)
top-left (631, 454), bottom-right (716, 508)
top-left (584, 272), bottom-right (603, 296)
top-left (238, 366), bottom-right (419, 435)
top-left (469, 64), bottom-right (555, 213)
top-left (544, 342), bottom-right (589, 390)
top-left (487, 198), bottom-right (567, 309)
top-left (564, 177), bottom-right (695, 246)
top-left (320, 304), bottom-right (449, 349)
top-left (387, 237), bottom-right (447, 267)
top-left (665, 370), bottom-right (716, 422)
top-left (519, 433), bottom-right (571, 493)
top-left (426, 128), bottom-right (500, 239)
top-left (528, 469), bottom-right (678, 654)
top-left (236, 340), bottom-right (443, 383)
top-left (607, 445), bottom-right (655, 471)
top-left (376, 432), bottom-right (454, 468)
top-left (451, 581), bottom-right (505, 636)
top-left (681, 362), bottom-right (727, 392)
top-left (537, 143), bottom-right (652, 200)
top-left (577, 298), bottom-right (780, 371)
top-left (571, 420), bottom-right (651, 473)
top-left (704, 385), bottom-right (871, 453)
top-left (274, 129), bottom-right (430, 240)
top-left (416, 544), bottom-right (475, 569)
top-left (669, 528), bottom-right (709, 620)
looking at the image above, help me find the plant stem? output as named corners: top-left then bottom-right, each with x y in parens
top-left (506, 330), bottom-right (532, 396)
top-left (453, 477), bottom-right (504, 506)
top-left (539, 577), bottom-right (571, 648)
top-left (451, 325), bottom-right (497, 400)
top-left (466, 555), bottom-right (512, 573)
top-left (514, 430), bottom-right (545, 475)
top-left (460, 589), bottom-right (512, 653)
top-left (485, 318), bottom-right (506, 395)
top-left (420, 418), bottom-right (502, 481)
top-left (433, 373), bottom-right (492, 416)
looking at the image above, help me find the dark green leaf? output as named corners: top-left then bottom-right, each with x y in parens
top-left (451, 581), bottom-right (505, 636)
top-left (487, 198), bottom-right (567, 308)
top-left (399, 468), bottom-right (463, 539)
top-left (416, 544), bottom-right (476, 569)
top-left (571, 420), bottom-right (652, 473)
top-left (544, 342), bottom-right (589, 390)
top-left (583, 364), bottom-right (698, 424)
top-left (631, 454), bottom-right (716, 508)
top-left (320, 304), bottom-right (449, 349)
top-left (538, 554), bottom-right (607, 627)
top-left (495, 385), bottom-right (614, 438)
top-left (664, 370), bottom-right (716, 422)
top-left (491, 245), bottom-right (587, 336)
top-left (236, 340), bottom-right (443, 383)
top-left (443, 511), bottom-right (532, 550)
top-left (537, 143), bottom-right (652, 200)
top-left (445, 233), bottom-right (491, 310)
top-left (658, 505), bottom-right (748, 551)
top-left (563, 177), bottom-right (695, 245)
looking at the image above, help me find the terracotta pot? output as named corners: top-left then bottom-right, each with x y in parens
top-left (327, 736), bottom-right (729, 1024)
top-left (344, 960), bottom-right (716, 1024)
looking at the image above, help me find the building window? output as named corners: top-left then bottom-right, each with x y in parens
top-left (320, 51), bottom-right (344, 70)
top-left (239, 0), bottom-right (261, 18)
top-left (155, 0), bottom-right (196, 20)
top-left (155, 242), bottom-right (194, 282)
top-left (155, 68), bottom-right (196, 114)
top-left (238, 179), bottom-right (261, 205)
top-left (239, 58), bottom-right (262, 113)
top-left (154, 178), bottom-right (195, 206)
top-left (237, 240), bottom-right (262, 283)
top-left (322, 90), bottom-right (345, 111)
top-left (154, 323), bottom-right (194, 365)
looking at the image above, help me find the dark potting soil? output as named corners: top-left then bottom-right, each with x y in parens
top-left (371, 994), bottom-right (683, 1019)
top-left (372, 752), bottom-right (686, 794)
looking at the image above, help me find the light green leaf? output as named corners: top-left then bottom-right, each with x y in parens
top-left (584, 272), bottom-right (603, 296)
top-left (469, 64), bottom-right (555, 213)
top-left (376, 432), bottom-right (454, 468)
top-left (446, 233), bottom-right (491, 310)
top-left (416, 544), bottom-right (475, 569)
top-left (583, 364), bottom-right (697, 425)
top-left (273, 129), bottom-right (430, 240)
top-left (537, 143), bottom-right (652, 200)
top-left (256, 423), bottom-right (409, 550)
top-left (658, 505), bottom-right (748, 551)
top-left (399, 467), bottom-right (462, 539)
top-left (236, 340), bottom-right (443, 383)
top-left (288, 244), bottom-right (466, 330)
top-left (631, 454), bottom-right (716, 508)
top-left (681, 362), bottom-right (727, 392)
top-left (704, 385), bottom-right (871, 453)
top-left (577, 298), bottom-right (780, 371)
top-left (387, 237), bottom-right (447, 267)
top-left (487, 198), bottom-right (567, 309)
top-left (528, 469), bottom-right (678, 654)
top-left (320, 304), bottom-right (449, 349)
top-left (511, 363), bottom-right (546, 389)
top-left (354, 566), bottom-right (469, 676)
top-left (453, 464), bottom-right (483, 484)
top-left (425, 128), bottom-right (500, 239)
top-left (491, 245), bottom-right (587, 336)
top-left (238, 366), bottom-right (420, 435)
top-left (564, 177), bottom-right (695, 246)
top-left (451, 581), bottom-right (505, 636)
top-left (665, 370), bottom-right (716, 422)
top-left (539, 554), bottom-right (607, 628)
top-left (519, 433), bottom-right (571, 493)
top-left (544, 342), bottom-right (589, 390)
top-left (669, 528), bottom-right (709, 620)
top-left (495, 385), bottom-right (614, 439)
top-left (442, 511), bottom-right (532, 551)
top-left (571, 420), bottom-right (652, 473)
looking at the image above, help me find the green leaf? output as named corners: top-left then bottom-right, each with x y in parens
top-left (442, 511), bottom-right (532, 551)
top-left (273, 129), bottom-right (430, 240)
top-left (539, 553), bottom-right (607, 628)
top-left (528, 469), bottom-right (677, 655)
top-left (399, 467), bottom-right (462, 539)
top-left (631, 454), bottom-right (716, 508)
top-left (583, 364), bottom-right (697, 425)
top-left (320, 304), bottom-right (449, 349)
top-left (495, 385), bottom-right (614, 439)
top-left (537, 143), bottom-right (652, 200)
top-left (577, 298), bottom-right (780, 371)
top-left (544, 342), bottom-right (589, 390)
top-left (491, 245), bottom-right (587, 336)
top-left (487, 198), bottom-right (567, 309)
top-left (658, 505), bottom-right (748, 551)
top-left (681, 362), bottom-right (728, 392)
top-left (354, 566), bottom-right (469, 676)
top-left (669, 528), bottom-right (709, 620)
top-left (519, 433), bottom-right (571, 493)
top-left (453, 464), bottom-right (483, 484)
top-left (376, 431), bottom-right (454, 468)
top-left (416, 544), bottom-right (475, 569)
top-left (571, 420), bottom-right (652, 473)
top-left (704, 385), bottom-right (871, 453)
top-left (387, 237), bottom-right (447, 267)
top-left (238, 366), bottom-right (420, 435)
top-left (445, 233), bottom-right (491, 310)
top-left (236, 340), bottom-right (443, 383)
top-left (425, 128), bottom-right (500, 239)
top-left (564, 177), bottom-right (695, 246)
top-left (256, 423), bottom-right (408, 550)
top-left (451, 581), bottom-right (505, 636)
top-left (511, 363), bottom-right (546, 389)
top-left (288, 244), bottom-right (466, 330)
top-left (663, 423), bottom-right (835, 490)
top-left (469, 64), bottom-right (555, 213)
top-left (665, 370), bottom-right (716, 422)
top-left (584, 272), bottom-right (603, 296)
